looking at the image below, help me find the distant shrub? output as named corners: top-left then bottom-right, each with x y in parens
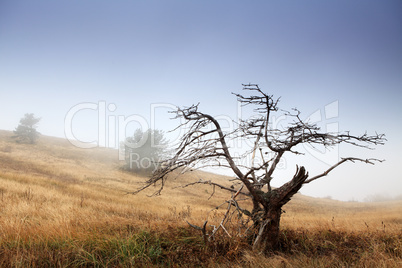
top-left (364, 194), bottom-right (395, 202)
top-left (13, 113), bottom-right (41, 144)
top-left (122, 129), bottom-right (168, 175)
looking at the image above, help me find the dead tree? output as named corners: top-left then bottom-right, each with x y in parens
top-left (131, 84), bottom-right (385, 253)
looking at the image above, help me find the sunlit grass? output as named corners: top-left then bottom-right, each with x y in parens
top-left (0, 130), bottom-right (401, 267)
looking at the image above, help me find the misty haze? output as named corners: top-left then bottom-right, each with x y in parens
top-left (0, 0), bottom-right (401, 266)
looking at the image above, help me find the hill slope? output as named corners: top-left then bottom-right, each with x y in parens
top-left (0, 130), bottom-right (401, 266)
top-left (0, 129), bottom-right (247, 229)
top-left (0, 129), bottom-right (401, 230)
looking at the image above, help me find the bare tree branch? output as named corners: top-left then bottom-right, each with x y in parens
top-left (304, 157), bottom-right (385, 184)
top-left (173, 179), bottom-right (251, 197)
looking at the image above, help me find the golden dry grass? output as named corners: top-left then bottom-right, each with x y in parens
top-left (0, 130), bottom-right (401, 267)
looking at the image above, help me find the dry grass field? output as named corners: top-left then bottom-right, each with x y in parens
top-left (0, 130), bottom-right (401, 267)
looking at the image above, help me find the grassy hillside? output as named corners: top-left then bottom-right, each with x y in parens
top-left (0, 130), bottom-right (401, 267)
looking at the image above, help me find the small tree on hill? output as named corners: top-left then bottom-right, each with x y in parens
top-left (14, 113), bottom-right (41, 144)
top-left (131, 84), bottom-right (385, 253)
top-left (123, 129), bottom-right (168, 175)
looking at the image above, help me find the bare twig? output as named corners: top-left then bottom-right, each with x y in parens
top-left (187, 220), bottom-right (208, 244)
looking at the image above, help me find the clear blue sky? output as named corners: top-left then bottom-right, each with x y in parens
top-left (1, 0), bottom-right (401, 201)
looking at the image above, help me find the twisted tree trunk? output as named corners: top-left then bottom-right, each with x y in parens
top-left (253, 207), bottom-right (282, 252)
top-left (251, 166), bottom-right (309, 253)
